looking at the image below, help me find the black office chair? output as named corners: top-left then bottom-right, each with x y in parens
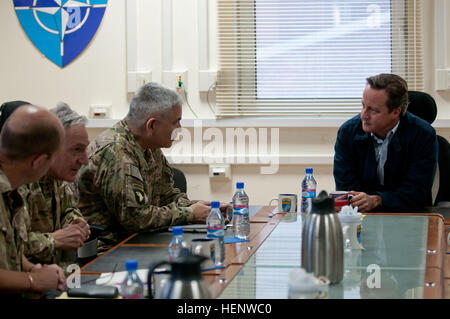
top-left (435, 135), bottom-right (450, 206)
top-left (407, 91), bottom-right (450, 206)
top-left (170, 166), bottom-right (187, 194)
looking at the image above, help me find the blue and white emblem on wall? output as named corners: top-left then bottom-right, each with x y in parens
top-left (13, 0), bottom-right (107, 68)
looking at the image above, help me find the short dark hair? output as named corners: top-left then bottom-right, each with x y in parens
top-left (366, 73), bottom-right (408, 115)
top-left (0, 107), bottom-right (62, 161)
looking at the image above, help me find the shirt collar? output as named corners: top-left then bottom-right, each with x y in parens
top-left (371, 120), bottom-right (400, 144)
top-left (119, 119), bottom-right (153, 160)
top-left (119, 120), bottom-right (147, 154)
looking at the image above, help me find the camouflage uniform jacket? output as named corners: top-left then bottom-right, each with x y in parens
top-left (22, 176), bottom-right (83, 268)
top-left (77, 120), bottom-right (196, 253)
top-left (0, 168), bottom-right (29, 272)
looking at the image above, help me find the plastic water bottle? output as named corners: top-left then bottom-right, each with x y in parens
top-left (120, 259), bottom-right (144, 299)
top-left (301, 168), bottom-right (317, 213)
top-left (232, 182), bottom-right (250, 239)
top-left (168, 226), bottom-right (188, 261)
top-left (207, 201), bottom-right (225, 267)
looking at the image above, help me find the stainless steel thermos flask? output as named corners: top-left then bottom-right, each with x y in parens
top-left (301, 190), bottom-right (344, 284)
top-left (147, 251), bottom-right (211, 299)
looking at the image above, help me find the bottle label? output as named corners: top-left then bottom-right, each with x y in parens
top-left (207, 226), bottom-right (224, 238)
top-left (302, 189), bottom-right (316, 199)
top-left (233, 205), bottom-right (249, 216)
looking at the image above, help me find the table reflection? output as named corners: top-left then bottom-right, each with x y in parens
top-left (219, 214), bottom-right (428, 299)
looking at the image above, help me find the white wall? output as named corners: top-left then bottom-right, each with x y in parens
top-left (2, 0), bottom-right (450, 205)
top-left (1, 0), bottom-right (128, 119)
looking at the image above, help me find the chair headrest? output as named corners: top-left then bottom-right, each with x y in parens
top-left (407, 91), bottom-right (437, 124)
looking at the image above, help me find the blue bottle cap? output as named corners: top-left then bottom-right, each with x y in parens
top-left (211, 201), bottom-right (220, 208)
top-left (306, 168), bottom-right (313, 174)
top-left (125, 259), bottom-right (138, 271)
top-left (172, 226), bottom-right (183, 236)
top-left (236, 182), bottom-right (244, 188)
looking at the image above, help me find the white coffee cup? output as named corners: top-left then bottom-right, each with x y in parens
top-left (269, 194), bottom-right (298, 213)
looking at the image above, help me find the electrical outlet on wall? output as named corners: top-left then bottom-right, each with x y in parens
top-left (163, 70), bottom-right (188, 90)
top-left (209, 164), bottom-right (231, 180)
top-left (89, 104), bottom-right (111, 119)
top-left (127, 71), bottom-right (152, 92)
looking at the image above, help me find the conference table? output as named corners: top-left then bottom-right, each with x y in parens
top-left (77, 206), bottom-right (448, 299)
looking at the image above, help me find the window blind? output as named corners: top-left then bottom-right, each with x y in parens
top-left (216, 0), bottom-right (423, 117)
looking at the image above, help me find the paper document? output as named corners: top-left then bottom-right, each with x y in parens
top-left (96, 269), bottom-right (150, 286)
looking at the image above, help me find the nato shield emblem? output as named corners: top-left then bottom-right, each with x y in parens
top-left (13, 0), bottom-right (107, 68)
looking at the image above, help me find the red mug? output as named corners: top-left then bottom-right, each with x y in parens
top-left (329, 191), bottom-right (352, 213)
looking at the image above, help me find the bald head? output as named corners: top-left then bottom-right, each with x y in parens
top-left (0, 105), bottom-right (64, 161)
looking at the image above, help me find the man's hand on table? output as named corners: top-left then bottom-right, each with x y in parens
top-left (29, 263), bottom-right (66, 292)
top-left (191, 201), bottom-right (231, 223)
top-left (52, 218), bottom-right (91, 250)
top-left (349, 191), bottom-right (382, 212)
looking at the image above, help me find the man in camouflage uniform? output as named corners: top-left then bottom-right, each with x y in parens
top-left (0, 104), bottom-right (65, 295)
top-left (23, 103), bottom-right (90, 272)
top-left (78, 82), bottom-right (223, 253)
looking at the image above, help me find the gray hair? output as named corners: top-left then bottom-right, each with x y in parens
top-left (50, 102), bottom-right (88, 128)
top-left (126, 82), bottom-right (183, 126)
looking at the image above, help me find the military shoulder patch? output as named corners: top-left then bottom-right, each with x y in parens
top-left (134, 189), bottom-right (146, 205)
